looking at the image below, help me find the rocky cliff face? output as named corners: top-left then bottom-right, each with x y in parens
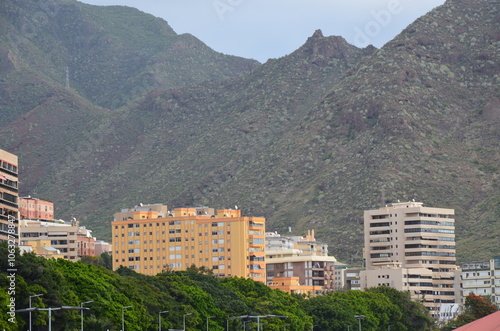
top-left (0, 0), bottom-right (498, 263)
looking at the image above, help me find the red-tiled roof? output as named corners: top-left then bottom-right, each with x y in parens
top-left (454, 310), bottom-right (500, 330)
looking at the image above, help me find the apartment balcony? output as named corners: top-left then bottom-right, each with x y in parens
top-left (0, 198), bottom-right (18, 209)
top-left (0, 182), bottom-right (18, 193)
top-left (370, 244), bottom-right (391, 251)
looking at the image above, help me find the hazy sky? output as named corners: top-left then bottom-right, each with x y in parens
top-left (79, 0), bottom-right (445, 63)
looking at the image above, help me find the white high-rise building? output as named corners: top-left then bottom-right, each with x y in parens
top-left (361, 201), bottom-right (460, 318)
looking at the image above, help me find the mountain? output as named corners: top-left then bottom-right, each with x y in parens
top-left (0, 0), bottom-right (498, 264)
top-left (0, 0), bottom-right (259, 114)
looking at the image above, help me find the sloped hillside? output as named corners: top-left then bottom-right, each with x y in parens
top-left (0, 0), bottom-right (259, 113)
top-left (0, 0), bottom-right (498, 264)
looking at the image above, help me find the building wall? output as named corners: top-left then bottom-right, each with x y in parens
top-left (344, 268), bottom-right (363, 290)
top-left (0, 149), bottom-right (19, 242)
top-left (77, 236), bottom-right (96, 257)
top-left (19, 197), bottom-right (54, 221)
top-left (265, 231), bottom-right (345, 294)
top-left (94, 240), bottom-right (112, 256)
top-left (363, 201), bottom-right (459, 318)
top-left (111, 205), bottom-right (266, 283)
top-left (18, 219), bottom-right (80, 261)
top-left (20, 239), bottom-right (64, 259)
top-left (461, 257), bottom-right (500, 307)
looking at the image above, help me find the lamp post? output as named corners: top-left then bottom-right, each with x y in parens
top-left (159, 310), bottom-right (169, 331)
top-left (29, 293), bottom-right (43, 331)
top-left (388, 325), bottom-right (393, 331)
top-left (354, 315), bottom-right (365, 331)
top-left (206, 315), bottom-right (215, 331)
top-left (80, 300), bottom-right (93, 331)
top-left (121, 305), bottom-right (132, 331)
top-left (183, 312), bottom-right (193, 331)
top-left (16, 306), bottom-right (89, 331)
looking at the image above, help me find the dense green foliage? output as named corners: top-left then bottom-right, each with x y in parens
top-left (0, 243), bottom-right (435, 331)
top-left (299, 287), bottom-right (434, 331)
top-left (0, 0), bottom-right (498, 266)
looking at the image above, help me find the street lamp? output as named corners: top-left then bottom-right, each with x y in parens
top-left (159, 310), bottom-right (169, 331)
top-left (229, 314), bottom-right (288, 331)
top-left (16, 306), bottom-right (89, 331)
top-left (80, 300), bottom-right (93, 331)
top-left (183, 312), bottom-right (193, 331)
top-left (354, 315), bottom-right (365, 331)
top-left (206, 315), bottom-right (215, 331)
top-left (122, 305), bottom-right (132, 331)
top-left (29, 293), bottom-right (43, 331)
top-left (388, 325), bottom-right (393, 331)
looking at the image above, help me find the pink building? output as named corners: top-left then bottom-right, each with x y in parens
top-left (19, 197), bottom-right (54, 221)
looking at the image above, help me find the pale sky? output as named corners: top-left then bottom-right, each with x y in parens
top-left (79, 0), bottom-right (446, 62)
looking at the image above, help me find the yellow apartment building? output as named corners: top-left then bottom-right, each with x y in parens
top-left (362, 201), bottom-right (459, 318)
top-left (0, 149), bottom-right (19, 242)
top-left (112, 204), bottom-right (266, 283)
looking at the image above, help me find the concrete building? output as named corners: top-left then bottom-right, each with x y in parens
top-left (19, 196), bottom-right (54, 221)
top-left (265, 230), bottom-right (346, 295)
top-left (19, 239), bottom-right (64, 259)
top-left (461, 256), bottom-right (500, 307)
top-left (112, 204), bottom-right (266, 283)
top-left (0, 149), bottom-right (19, 242)
top-left (362, 201), bottom-right (459, 318)
top-left (77, 226), bottom-right (96, 257)
top-left (18, 219), bottom-right (80, 260)
top-left (344, 267), bottom-right (363, 291)
top-left (94, 240), bottom-right (112, 256)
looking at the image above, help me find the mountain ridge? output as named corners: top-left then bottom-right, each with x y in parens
top-left (0, 0), bottom-right (498, 264)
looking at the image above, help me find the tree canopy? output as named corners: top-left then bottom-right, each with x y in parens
top-left (0, 242), bottom-right (435, 330)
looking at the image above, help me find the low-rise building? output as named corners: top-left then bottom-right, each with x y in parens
top-left (265, 230), bottom-right (346, 295)
top-left (94, 240), bottom-right (112, 256)
top-left (461, 256), bottom-right (500, 307)
top-left (77, 226), bottom-right (96, 257)
top-left (19, 196), bottom-right (54, 221)
top-left (18, 219), bottom-right (80, 260)
top-left (19, 239), bottom-right (64, 259)
top-left (112, 204), bottom-right (266, 282)
top-left (344, 267), bottom-right (363, 291)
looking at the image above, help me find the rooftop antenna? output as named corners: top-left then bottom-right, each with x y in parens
top-left (380, 186), bottom-right (386, 207)
top-left (65, 66), bottom-right (70, 89)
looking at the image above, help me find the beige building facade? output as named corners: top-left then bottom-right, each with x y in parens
top-left (0, 149), bottom-right (19, 242)
top-left (265, 230), bottom-right (346, 295)
top-left (362, 201), bottom-right (459, 318)
top-left (461, 256), bottom-right (500, 307)
top-left (18, 219), bottom-right (80, 260)
top-left (112, 204), bottom-right (266, 283)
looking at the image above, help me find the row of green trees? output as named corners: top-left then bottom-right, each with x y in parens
top-left (0, 242), bottom-right (491, 330)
